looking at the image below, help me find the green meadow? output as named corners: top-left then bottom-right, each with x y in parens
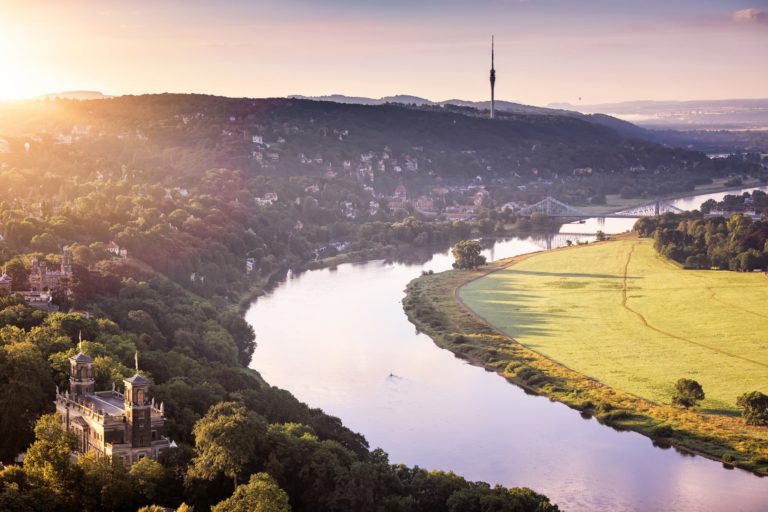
top-left (459, 238), bottom-right (768, 414)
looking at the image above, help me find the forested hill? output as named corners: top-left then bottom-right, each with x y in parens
top-left (0, 94), bottom-right (563, 510)
top-left (0, 93), bottom-right (713, 184)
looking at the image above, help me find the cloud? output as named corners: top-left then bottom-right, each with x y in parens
top-left (731, 8), bottom-right (768, 24)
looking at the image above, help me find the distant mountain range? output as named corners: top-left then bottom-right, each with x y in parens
top-left (292, 95), bottom-right (768, 131)
top-left (289, 94), bottom-right (574, 116)
top-left (289, 94), bottom-right (648, 140)
top-left (37, 90), bottom-right (113, 100)
top-left (549, 99), bottom-right (768, 130)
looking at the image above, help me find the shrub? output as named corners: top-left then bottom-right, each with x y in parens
top-left (671, 379), bottom-right (705, 408)
top-left (736, 391), bottom-right (768, 426)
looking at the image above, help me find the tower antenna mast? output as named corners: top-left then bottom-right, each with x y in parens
top-left (490, 35), bottom-right (496, 120)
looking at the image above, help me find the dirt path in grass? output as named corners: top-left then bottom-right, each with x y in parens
top-left (621, 242), bottom-right (768, 369)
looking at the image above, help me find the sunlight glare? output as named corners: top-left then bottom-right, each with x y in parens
top-left (0, 19), bottom-right (74, 100)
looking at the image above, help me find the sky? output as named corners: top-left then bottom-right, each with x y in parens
top-left (0, 0), bottom-right (766, 105)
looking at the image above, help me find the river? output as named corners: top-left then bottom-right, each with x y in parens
top-left (246, 187), bottom-right (768, 512)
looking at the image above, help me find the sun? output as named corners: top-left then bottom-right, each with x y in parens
top-left (0, 19), bottom-right (66, 100)
top-left (0, 22), bottom-right (34, 100)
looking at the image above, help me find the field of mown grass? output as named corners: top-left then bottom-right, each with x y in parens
top-left (459, 238), bottom-right (768, 414)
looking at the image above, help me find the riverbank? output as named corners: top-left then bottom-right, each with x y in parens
top-left (578, 178), bottom-right (766, 215)
top-left (403, 234), bottom-right (768, 475)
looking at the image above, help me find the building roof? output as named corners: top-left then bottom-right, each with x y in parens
top-left (71, 352), bottom-right (94, 363)
top-left (89, 393), bottom-right (126, 416)
top-left (125, 373), bottom-right (150, 385)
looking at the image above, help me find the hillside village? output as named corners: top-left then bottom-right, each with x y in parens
top-left (2, 97), bottom-right (764, 233)
top-left (0, 96), bottom-right (766, 297)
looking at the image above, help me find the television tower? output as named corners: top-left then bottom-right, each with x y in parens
top-left (490, 35), bottom-right (496, 120)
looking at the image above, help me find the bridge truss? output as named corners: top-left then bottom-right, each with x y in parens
top-left (518, 197), bottom-right (590, 217)
top-left (612, 201), bottom-right (684, 217)
top-left (517, 197), bottom-right (685, 218)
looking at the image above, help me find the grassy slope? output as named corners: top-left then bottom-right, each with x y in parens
top-left (403, 236), bottom-right (768, 473)
top-left (459, 238), bottom-right (768, 414)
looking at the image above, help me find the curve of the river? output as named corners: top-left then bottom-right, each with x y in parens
top-left (247, 187), bottom-right (768, 512)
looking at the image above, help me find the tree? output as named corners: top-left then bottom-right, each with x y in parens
top-left (0, 343), bottom-right (55, 463)
top-left (0, 464), bottom-right (57, 512)
top-left (595, 230), bottom-right (607, 242)
top-left (451, 240), bottom-right (486, 270)
top-left (671, 378), bottom-right (705, 408)
top-left (23, 414), bottom-right (79, 499)
top-left (212, 472), bottom-right (292, 512)
top-left (77, 451), bottom-right (135, 511)
top-left (188, 402), bottom-right (266, 489)
top-left (699, 198), bottom-right (717, 214)
top-left (5, 259), bottom-right (28, 292)
top-left (72, 245), bottom-right (98, 267)
top-left (219, 310), bottom-right (257, 366)
top-left (30, 233), bottom-right (59, 254)
top-left (130, 456), bottom-right (169, 503)
top-left (736, 391), bottom-right (768, 426)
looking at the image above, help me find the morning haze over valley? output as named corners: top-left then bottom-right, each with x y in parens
top-left (0, 1), bottom-right (767, 511)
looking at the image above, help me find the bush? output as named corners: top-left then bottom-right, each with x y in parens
top-left (736, 391), bottom-right (768, 426)
top-left (672, 378), bottom-right (705, 408)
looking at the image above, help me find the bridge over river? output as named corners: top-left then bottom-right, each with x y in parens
top-left (518, 196), bottom-right (685, 218)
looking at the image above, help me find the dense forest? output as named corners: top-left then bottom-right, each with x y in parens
top-left (0, 97), bottom-right (572, 510)
top-left (0, 94), bottom-right (761, 202)
top-left (636, 200), bottom-right (768, 271)
top-left (0, 93), bottom-right (762, 510)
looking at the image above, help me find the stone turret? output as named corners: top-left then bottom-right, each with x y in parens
top-left (61, 246), bottom-right (72, 274)
top-left (69, 351), bottom-right (95, 396)
top-left (124, 353), bottom-right (153, 448)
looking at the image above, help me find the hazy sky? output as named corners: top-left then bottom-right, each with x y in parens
top-left (1, 0), bottom-right (766, 105)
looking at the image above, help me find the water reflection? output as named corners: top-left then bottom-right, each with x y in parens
top-left (247, 191), bottom-right (768, 512)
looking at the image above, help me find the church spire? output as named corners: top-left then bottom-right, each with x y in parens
top-left (490, 35), bottom-right (496, 120)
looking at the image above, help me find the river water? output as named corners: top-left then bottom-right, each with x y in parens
top-left (246, 187), bottom-right (768, 512)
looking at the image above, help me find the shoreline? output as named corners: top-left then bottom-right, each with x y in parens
top-left (403, 236), bottom-right (768, 476)
top-left (578, 179), bottom-right (767, 215)
top-left (237, 180), bottom-right (768, 314)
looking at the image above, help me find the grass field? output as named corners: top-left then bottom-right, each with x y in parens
top-left (459, 238), bottom-right (768, 414)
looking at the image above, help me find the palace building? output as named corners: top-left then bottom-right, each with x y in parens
top-left (55, 350), bottom-right (171, 466)
top-left (29, 246), bottom-right (72, 292)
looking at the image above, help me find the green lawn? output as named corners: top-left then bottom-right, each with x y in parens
top-left (459, 239), bottom-right (768, 413)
